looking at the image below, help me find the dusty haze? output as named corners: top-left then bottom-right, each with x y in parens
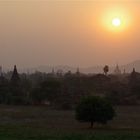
top-left (0, 0), bottom-right (140, 69)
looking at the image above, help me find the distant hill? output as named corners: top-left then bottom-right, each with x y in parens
top-left (21, 60), bottom-right (140, 74)
top-left (120, 60), bottom-right (140, 73)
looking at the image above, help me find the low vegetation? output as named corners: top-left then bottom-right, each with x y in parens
top-left (0, 106), bottom-right (138, 139)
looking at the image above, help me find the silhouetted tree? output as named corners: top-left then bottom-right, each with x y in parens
top-left (75, 96), bottom-right (115, 128)
top-left (30, 78), bottom-right (61, 105)
top-left (30, 87), bottom-right (45, 104)
top-left (0, 76), bottom-right (10, 104)
top-left (129, 68), bottom-right (140, 97)
top-left (103, 65), bottom-right (109, 75)
top-left (40, 79), bottom-right (61, 102)
top-left (106, 81), bottom-right (128, 105)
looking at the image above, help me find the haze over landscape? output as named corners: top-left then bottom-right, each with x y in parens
top-left (1, 1), bottom-right (140, 140)
top-left (0, 0), bottom-right (140, 69)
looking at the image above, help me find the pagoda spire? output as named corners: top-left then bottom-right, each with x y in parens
top-left (114, 64), bottom-right (121, 75)
top-left (132, 68), bottom-right (136, 73)
top-left (11, 65), bottom-right (20, 84)
top-left (76, 67), bottom-right (80, 75)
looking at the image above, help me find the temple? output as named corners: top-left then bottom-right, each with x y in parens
top-left (114, 64), bottom-right (121, 75)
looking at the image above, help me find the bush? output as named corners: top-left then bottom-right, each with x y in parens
top-left (75, 96), bottom-right (115, 128)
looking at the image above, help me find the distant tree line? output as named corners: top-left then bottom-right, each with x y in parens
top-left (0, 65), bottom-right (140, 109)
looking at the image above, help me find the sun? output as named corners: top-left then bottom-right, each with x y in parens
top-left (112, 18), bottom-right (121, 27)
top-left (101, 8), bottom-right (132, 33)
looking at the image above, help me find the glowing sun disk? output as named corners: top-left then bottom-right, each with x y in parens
top-left (101, 8), bottom-right (132, 33)
top-left (112, 18), bottom-right (121, 27)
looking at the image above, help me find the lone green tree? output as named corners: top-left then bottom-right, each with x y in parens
top-left (103, 65), bottom-right (109, 75)
top-left (75, 96), bottom-right (115, 128)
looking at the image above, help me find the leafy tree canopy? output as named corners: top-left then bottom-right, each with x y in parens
top-left (75, 96), bottom-right (115, 128)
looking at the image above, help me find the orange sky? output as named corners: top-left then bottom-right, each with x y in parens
top-left (0, 1), bottom-right (140, 68)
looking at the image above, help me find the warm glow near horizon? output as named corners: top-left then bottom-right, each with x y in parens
top-left (0, 1), bottom-right (139, 68)
top-left (101, 7), bottom-right (132, 33)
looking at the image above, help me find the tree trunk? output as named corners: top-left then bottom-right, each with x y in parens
top-left (91, 121), bottom-right (94, 129)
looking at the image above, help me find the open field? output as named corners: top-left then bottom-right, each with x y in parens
top-left (0, 105), bottom-right (139, 139)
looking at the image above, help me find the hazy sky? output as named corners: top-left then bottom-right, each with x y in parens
top-left (0, 0), bottom-right (140, 68)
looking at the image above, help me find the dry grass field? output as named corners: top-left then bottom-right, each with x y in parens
top-left (0, 105), bottom-right (139, 139)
